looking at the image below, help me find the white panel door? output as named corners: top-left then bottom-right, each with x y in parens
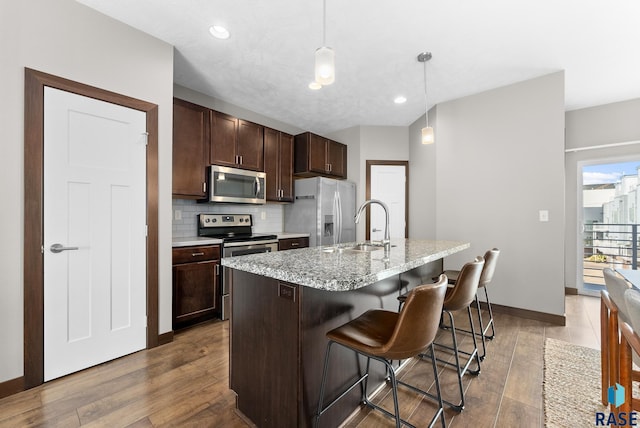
top-left (43, 87), bottom-right (147, 381)
top-left (370, 165), bottom-right (406, 240)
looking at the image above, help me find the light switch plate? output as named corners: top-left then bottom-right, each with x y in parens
top-left (174, 209), bottom-right (182, 220)
top-left (539, 210), bottom-right (549, 222)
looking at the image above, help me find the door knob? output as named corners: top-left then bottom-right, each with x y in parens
top-left (50, 243), bottom-right (79, 253)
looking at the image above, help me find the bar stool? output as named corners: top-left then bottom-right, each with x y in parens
top-left (442, 248), bottom-right (500, 360)
top-left (314, 276), bottom-right (449, 428)
top-left (398, 256), bottom-right (484, 412)
top-left (601, 268), bottom-right (632, 408)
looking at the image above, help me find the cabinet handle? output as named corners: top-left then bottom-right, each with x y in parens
top-left (329, 163), bottom-right (332, 172)
top-left (239, 155), bottom-right (243, 165)
top-left (192, 252), bottom-right (205, 257)
top-left (215, 264), bottom-right (220, 275)
top-left (291, 242), bottom-right (299, 247)
top-left (203, 182), bottom-right (207, 193)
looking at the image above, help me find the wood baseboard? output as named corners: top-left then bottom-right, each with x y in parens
top-left (158, 331), bottom-right (174, 346)
top-left (565, 287), bottom-right (579, 295)
top-left (479, 301), bottom-right (566, 326)
top-left (0, 376), bottom-right (24, 400)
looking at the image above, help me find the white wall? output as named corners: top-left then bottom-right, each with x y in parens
top-left (0, 0), bottom-right (174, 383)
top-left (408, 108), bottom-right (438, 239)
top-left (431, 72), bottom-right (566, 316)
top-left (565, 98), bottom-right (640, 290)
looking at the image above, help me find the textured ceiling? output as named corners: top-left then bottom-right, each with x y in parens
top-left (78, 0), bottom-right (640, 135)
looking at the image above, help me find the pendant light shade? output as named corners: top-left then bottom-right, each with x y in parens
top-left (421, 126), bottom-right (434, 145)
top-left (315, 46), bottom-right (335, 85)
top-left (418, 52), bottom-right (434, 145)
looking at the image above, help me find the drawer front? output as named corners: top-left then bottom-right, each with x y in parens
top-left (172, 245), bottom-right (220, 264)
top-left (278, 237), bottom-right (309, 251)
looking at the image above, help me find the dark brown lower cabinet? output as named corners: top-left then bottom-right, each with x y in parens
top-left (278, 236), bottom-right (309, 251)
top-left (172, 245), bottom-right (220, 329)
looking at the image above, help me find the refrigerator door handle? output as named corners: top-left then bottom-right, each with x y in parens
top-left (336, 191), bottom-right (341, 243)
top-left (333, 191), bottom-right (339, 245)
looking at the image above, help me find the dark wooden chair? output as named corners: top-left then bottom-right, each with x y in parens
top-left (601, 268), bottom-right (631, 408)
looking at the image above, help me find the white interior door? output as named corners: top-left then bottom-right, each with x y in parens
top-left (43, 87), bottom-right (147, 381)
top-left (370, 165), bottom-right (406, 240)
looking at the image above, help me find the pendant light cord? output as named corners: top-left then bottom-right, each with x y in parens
top-left (322, 0), bottom-right (327, 46)
top-left (423, 60), bottom-right (429, 127)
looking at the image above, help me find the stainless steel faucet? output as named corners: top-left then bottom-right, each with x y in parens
top-left (354, 199), bottom-right (390, 254)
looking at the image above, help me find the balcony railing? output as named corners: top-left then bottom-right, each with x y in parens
top-left (583, 223), bottom-right (640, 286)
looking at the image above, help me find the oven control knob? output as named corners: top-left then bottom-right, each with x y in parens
top-left (213, 218), bottom-right (217, 222)
top-left (205, 218), bottom-right (210, 223)
top-left (239, 218), bottom-right (244, 223)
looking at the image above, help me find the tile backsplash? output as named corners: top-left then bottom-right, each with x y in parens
top-left (172, 199), bottom-right (284, 238)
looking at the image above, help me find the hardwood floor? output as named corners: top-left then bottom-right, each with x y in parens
top-left (0, 295), bottom-right (600, 427)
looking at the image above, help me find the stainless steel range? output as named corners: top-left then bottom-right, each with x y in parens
top-left (197, 213), bottom-right (278, 320)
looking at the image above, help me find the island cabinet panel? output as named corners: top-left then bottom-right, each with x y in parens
top-left (230, 274), bottom-right (300, 428)
top-left (172, 98), bottom-right (209, 198)
top-left (294, 132), bottom-right (347, 179)
top-left (264, 127), bottom-right (294, 202)
top-left (229, 259), bottom-right (442, 427)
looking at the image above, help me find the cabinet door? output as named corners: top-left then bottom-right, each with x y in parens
top-left (309, 133), bottom-right (329, 174)
top-left (264, 127), bottom-right (280, 201)
top-left (173, 260), bottom-right (218, 328)
top-left (279, 133), bottom-right (294, 202)
top-left (327, 140), bottom-right (347, 178)
top-left (172, 99), bottom-right (208, 198)
top-left (210, 111), bottom-right (238, 167)
top-left (237, 120), bottom-right (264, 171)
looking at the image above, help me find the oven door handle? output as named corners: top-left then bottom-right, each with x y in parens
top-left (227, 247), bottom-right (273, 257)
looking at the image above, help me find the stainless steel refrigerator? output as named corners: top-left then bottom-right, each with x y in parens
top-left (284, 177), bottom-right (356, 247)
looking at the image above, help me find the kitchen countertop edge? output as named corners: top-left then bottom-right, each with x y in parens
top-left (222, 239), bottom-right (470, 291)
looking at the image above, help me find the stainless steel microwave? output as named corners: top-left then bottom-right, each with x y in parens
top-left (208, 165), bottom-right (266, 204)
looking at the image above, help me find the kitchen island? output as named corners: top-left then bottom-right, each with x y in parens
top-left (222, 239), bottom-right (469, 428)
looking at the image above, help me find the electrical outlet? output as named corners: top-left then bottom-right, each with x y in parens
top-left (539, 210), bottom-right (549, 222)
top-left (174, 210), bottom-right (182, 220)
top-left (261, 211), bottom-right (266, 220)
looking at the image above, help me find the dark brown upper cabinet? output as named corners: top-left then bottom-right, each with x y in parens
top-left (210, 111), bottom-right (264, 172)
top-left (172, 98), bottom-right (209, 198)
top-left (294, 132), bottom-right (347, 179)
top-left (264, 127), bottom-right (294, 202)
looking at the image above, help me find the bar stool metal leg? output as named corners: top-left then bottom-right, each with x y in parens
top-left (482, 286), bottom-right (496, 340)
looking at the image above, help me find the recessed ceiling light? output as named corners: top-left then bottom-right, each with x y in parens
top-left (309, 81), bottom-right (322, 90)
top-left (394, 96), bottom-right (407, 104)
top-left (209, 25), bottom-right (230, 40)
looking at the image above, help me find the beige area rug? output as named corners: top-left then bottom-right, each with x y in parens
top-left (543, 338), bottom-right (609, 427)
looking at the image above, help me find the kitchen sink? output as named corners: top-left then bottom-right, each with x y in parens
top-left (321, 243), bottom-right (384, 254)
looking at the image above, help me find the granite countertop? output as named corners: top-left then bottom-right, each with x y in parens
top-left (221, 239), bottom-right (470, 291)
top-left (172, 237), bottom-right (224, 247)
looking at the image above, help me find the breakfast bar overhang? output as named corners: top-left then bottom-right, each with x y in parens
top-left (222, 239), bottom-right (470, 427)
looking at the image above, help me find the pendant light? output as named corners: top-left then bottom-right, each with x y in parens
top-left (418, 52), bottom-right (434, 144)
top-left (315, 0), bottom-right (335, 85)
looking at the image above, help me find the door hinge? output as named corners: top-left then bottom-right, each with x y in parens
top-left (145, 225), bottom-right (148, 237)
top-left (144, 316), bottom-right (147, 327)
top-left (142, 132), bottom-right (149, 145)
